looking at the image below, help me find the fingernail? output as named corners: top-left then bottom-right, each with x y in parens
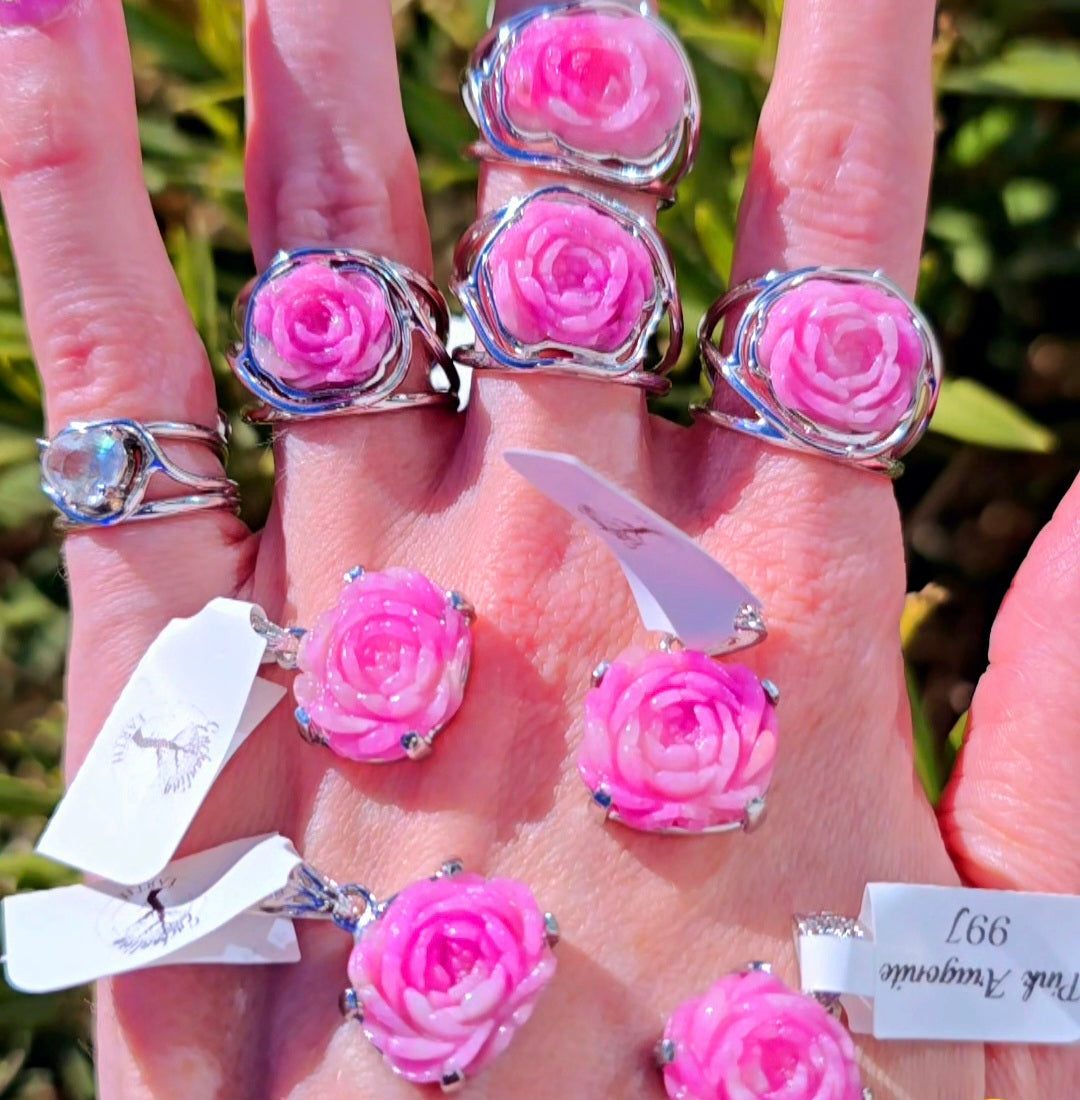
top-left (0, 0), bottom-right (75, 29)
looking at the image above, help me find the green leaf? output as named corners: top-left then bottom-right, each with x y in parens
top-left (930, 378), bottom-right (1058, 453)
top-left (692, 200), bottom-right (735, 283)
top-left (941, 40), bottom-right (1080, 101)
top-left (943, 710), bottom-right (970, 777)
top-left (0, 775), bottom-right (60, 819)
top-left (907, 665), bottom-right (946, 805)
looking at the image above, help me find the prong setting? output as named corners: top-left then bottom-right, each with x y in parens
top-left (654, 1038), bottom-right (677, 1067)
top-left (401, 731), bottom-right (434, 760)
top-left (440, 1069), bottom-right (466, 1093)
top-left (590, 660), bottom-right (611, 688)
top-left (543, 912), bottom-right (560, 948)
top-left (339, 987), bottom-right (363, 1021)
top-left (742, 796), bottom-right (767, 833)
top-left (761, 678), bottom-right (780, 706)
top-left (447, 590), bottom-right (476, 623)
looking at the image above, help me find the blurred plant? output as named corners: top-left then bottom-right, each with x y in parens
top-left (0, 0), bottom-right (1076, 1093)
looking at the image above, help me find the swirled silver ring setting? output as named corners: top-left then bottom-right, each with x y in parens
top-left (39, 415), bottom-right (238, 529)
top-left (463, 0), bottom-right (700, 201)
top-left (694, 267), bottom-right (942, 477)
top-left (229, 248), bottom-right (459, 422)
top-left (452, 186), bottom-right (682, 392)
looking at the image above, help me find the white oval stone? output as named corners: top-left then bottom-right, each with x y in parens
top-left (44, 427), bottom-right (133, 517)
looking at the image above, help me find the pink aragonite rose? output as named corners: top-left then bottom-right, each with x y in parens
top-left (502, 11), bottom-right (689, 161)
top-left (348, 872), bottom-right (557, 1085)
top-left (579, 648), bottom-right (777, 833)
top-left (489, 198), bottom-right (656, 353)
top-left (251, 259), bottom-right (394, 392)
top-left (661, 970), bottom-right (865, 1100)
top-left (293, 568), bottom-right (472, 762)
top-left (758, 279), bottom-right (925, 436)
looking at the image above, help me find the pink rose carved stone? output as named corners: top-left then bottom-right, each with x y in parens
top-left (293, 567), bottom-right (472, 762)
top-left (251, 259), bottom-right (395, 392)
top-left (502, 10), bottom-right (689, 161)
top-left (661, 969), bottom-right (865, 1100)
top-left (488, 198), bottom-right (656, 353)
top-left (347, 872), bottom-right (557, 1085)
top-left (758, 279), bottom-right (925, 436)
top-left (579, 648), bottom-right (778, 833)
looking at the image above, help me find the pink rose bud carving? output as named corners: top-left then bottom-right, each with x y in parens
top-left (293, 567), bottom-right (472, 762)
top-left (488, 197), bottom-right (656, 353)
top-left (579, 648), bottom-right (778, 833)
top-left (502, 10), bottom-right (689, 162)
top-left (347, 872), bottom-right (558, 1087)
top-left (660, 969), bottom-right (865, 1100)
top-left (250, 258), bottom-right (395, 393)
top-left (759, 280), bottom-right (926, 436)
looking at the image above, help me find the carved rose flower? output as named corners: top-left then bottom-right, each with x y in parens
top-left (488, 198), bottom-right (656, 353)
top-left (501, 10), bottom-right (689, 161)
top-left (293, 568), bottom-right (472, 762)
top-left (251, 259), bottom-right (394, 392)
top-left (579, 648), bottom-right (777, 833)
top-left (348, 873), bottom-right (557, 1085)
top-left (661, 970), bottom-right (865, 1100)
top-left (758, 279), bottom-right (925, 435)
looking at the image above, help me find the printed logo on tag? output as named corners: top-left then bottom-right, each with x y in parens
top-left (100, 875), bottom-right (202, 955)
top-left (111, 706), bottom-right (217, 797)
top-left (505, 449), bottom-right (763, 653)
top-left (3, 834), bottom-right (303, 993)
top-left (37, 601), bottom-right (286, 884)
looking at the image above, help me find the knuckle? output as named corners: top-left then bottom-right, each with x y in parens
top-left (0, 59), bottom-right (96, 186)
top-left (758, 86), bottom-right (933, 265)
top-left (260, 150), bottom-right (421, 264)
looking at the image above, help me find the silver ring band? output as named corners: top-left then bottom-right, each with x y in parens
top-left (694, 267), bottom-right (943, 477)
top-left (230, 248), bottom-right (460, 421)
top-left (40, 415), bottom-right (239, 530)
top-left (452, 185), bottom-right (681, 391)
top-left (463, 0), bottom-right (700, 201)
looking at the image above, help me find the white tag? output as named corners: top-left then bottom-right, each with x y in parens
top-left (2, 834), bottom-right (302, 993)
top-left (797, 883), bottom-right (1080, 1044)
top-left (504, 450), bottom-right (762, 652)
top-left (37, 599), bottom-right (286, 884)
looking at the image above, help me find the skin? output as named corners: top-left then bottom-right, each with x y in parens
top-left (0, 0), bottom-right (1077, 1096)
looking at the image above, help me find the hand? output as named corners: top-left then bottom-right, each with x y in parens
top-left (1, 0), bottom-right (1076, 1097)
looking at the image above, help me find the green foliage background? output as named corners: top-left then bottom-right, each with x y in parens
top-left (0, 0), bottom-right (1076, 1094)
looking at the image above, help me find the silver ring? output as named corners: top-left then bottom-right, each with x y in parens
top-left (463, 0), bottom-right (700, 202)
top-left (229, 248), bottom-right (460, 422)
top-left (452, 186), bottom-right (681, 392)
top-left (39, 414), bottom-right (239, 530)
top-left (694, 267), bottom-right (943, 477)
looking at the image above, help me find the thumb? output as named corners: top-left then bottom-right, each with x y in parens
top-left (940, 471), bottom-right (1080, 893)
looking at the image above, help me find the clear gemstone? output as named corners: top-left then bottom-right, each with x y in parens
top-left (44, 426), bottom-right (133, 517)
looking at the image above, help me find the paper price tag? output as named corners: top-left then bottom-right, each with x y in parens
top-left (2, 834), bottom-right (302, 993)
top-left (37, 599), bottom-right (285, 884)
top-left (797, 883), bottom-right (1080, 1044)
top-left (504, 450), bottom-right (762, 652)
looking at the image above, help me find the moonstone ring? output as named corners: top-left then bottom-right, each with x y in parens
top-left (452, 185), bottom-right (682, 391)
top-left (230, 248), bottom-right (459, 421)
top-left (694, 268), bottom-right (942, 476)
top-left (39, 415), bottom-right (239, 529)
top-left (463, 0), bottom-right (700, 201)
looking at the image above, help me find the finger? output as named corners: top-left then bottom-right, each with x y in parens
top-left (243, 0), bottom-right (458, 601)
top-left (0, 0), bottom-right (248, 724)
top-left (940, 474), bottom-right (1080, 892)
top-left (466, 0), bottom-right (668, 492)
top-left (0, 0), bottom-right (221, 430)
top-left (691, 2), bottom-right (973, 1092)
top-left (939, 474), bottom-right (1080, 1097)
top-left (731, 0), bottom-right (935, 293)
